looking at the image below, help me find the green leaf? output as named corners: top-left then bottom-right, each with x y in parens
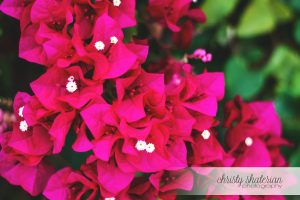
top-left (263, 46), bottom-right (300, 75)
top-left (237, 0), bottom-right (276, 37)
top-left (290, 147), bottom-right (300, 167)
top-left (270, 0), bottom-right (293, 22)
top-left (288, 0), bottom-right (300, 12)
top-left (215, 24), bottom-right (235, 46)
top-left (241, 46), bottom-right (264, 63)
top-left (225, 56), bottom-right (265, 100)
top-left (123, 27), bottom-right (137, 43)
top-left (201, 0), bottom-right (238, 27)
top-left (274, 95), bottom-right (296, 120)
top-left (263, 46), bottom-right (300, 97)
top-left (237, 0), bottom-right (292, 38)
top-left (290, 70), bottom-right (300, 97)
top-left (294, 20), bottom-right (300, 44)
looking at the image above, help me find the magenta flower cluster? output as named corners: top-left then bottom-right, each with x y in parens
top-left (0, 0), bottom-right (289, 199)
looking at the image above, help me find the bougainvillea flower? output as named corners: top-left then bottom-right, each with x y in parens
top-left (90, 0), bottom-right (136, 28)
top-left (82, 97), bottom-right (189, 173)
top-left (2, 93), bottom-right (54, 164)
top-left (149, 169), bottom-right (193, 194)
top-left (43, 167), bottom-right (98, 200)
top-left (114, 69), bottom-right (164, 122)
top-left (30, 0), bottom-right (73, 33)
top-left (126, 39), bottom-right (149, 64)
top-left (71, 14), bottom-right (139, 79)
top-left (165, 68), bottom-right (224, 128)
top-left (73, 0), bottom-right (135, 40)
top-left (190, 130), bottom-right (228, 165)
top-left (128, 170), bottom-right (193, 200)
top-left (22, 95), bottom-right (56, 127)
top-left (17, 4), bottom-right (75, 68)
top-left (81, 100), bottom-right (122, 161)
top-left (233, 138), bottom-right (273, 167)
top-left (127, 176), bottom-right (158, 199)
top-left (20, 95), bottom-right (78, 155)
top-left (267, 136), bottom-right (291, 166)
top-left (85, 13), bottom-right (124, 53)
top-left (147, 0), bottom-right (205, 32)
top-left (1, 123), bottom-right (53, 166)
top-left (181, 72), bottom-right (225, 108)
top-left (97, 159), bottom-right (135, 195)
top-left (229, 135), bottom-right (290, 167)
top-left (19, 23), bottom-right (75, 67)
top-left (19, 24), bottom-right (48, 66)
top-left (13, 92), bottom-right (31, 118)
top-left (81, 98), bottom-right (151, 161)
top-left (49, 111), bottom-right (76, 153)
top-left (72, 122), bottom-right (94, 153)
top-left (147, 0), bottom-right (190, 32)
top-left (0, 152), bottom-right (55, 196)
top-left (224, 96), bottom-right (290, 167)
top-left (92, 41), bottom-right (140, 79)
top-left (224, 96), bottom-right (282, 148)
top-left (172, 20), bottom-right (194, 50)
top-left (31, 66), bottom-right (102, 110)
top-left (188, 48), bottom-right (213, 63)
top-left (120, 123), bottom-right (188, 172)
top-left (0, 0), bottom-right (33, 19)
top-left (73, 2), bottom-right (98, 40)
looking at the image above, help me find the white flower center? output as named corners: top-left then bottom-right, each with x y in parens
top-left (192, 0), bottom-right (198, 3)
top-left (145, 143), bottom-right (155, 153)
top-left (105, 198), bottom-right (115, 200)
top-left (19, 120), bottom-right (28, 132)
top-left (113, 0), bottom-right (121, 6)
top-left (201, 130), bottom-right (210, 140)
top-left (66, 76), bottom-right (77, 93)
top-left (245, 137), bottom-right (253, 146)
top-left (110, 36), bottom-right (118, 44)
top-left (95, 41), bottom-right (105, 51)
top-left (135, 140), bottom-right (147, 151)
top-left (18, 106), bottom-right (24, 117)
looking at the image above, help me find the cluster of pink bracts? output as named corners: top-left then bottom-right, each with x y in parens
top-left (0, 0), bottom-right (290, 200)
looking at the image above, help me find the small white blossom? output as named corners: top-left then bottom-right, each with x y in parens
top-left (68, 76), bottom-right (74, 82)
top-left (95, 41), bottom-right (105, 51)
top-left (19, 120), bottom-right (28, 132)
top-left (135, 140), bottom-right (147, 151)
top-left (110, 36), bottom-right (118, 44)
top-left (145, 143), bottom-right (155, 153)
top-left (201, 130), bottom-right (210, 140)
top-left (66, 76), bottom-right (77, 93)
top-left (245, 137), bottom-right (253, 146)
top-left (113, 0), bottom-right (121, 7)
top-left (192, 0), bottom-right (198, 3)
top-left (18, 106), bottom-right (24, 117)
top-left (105, 198), bottom-right (115, 200)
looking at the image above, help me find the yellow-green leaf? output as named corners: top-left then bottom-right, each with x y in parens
top-left (237, 0), bottom-right (276, 37)
top-left (202, 0), bottom-right (238, 27)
